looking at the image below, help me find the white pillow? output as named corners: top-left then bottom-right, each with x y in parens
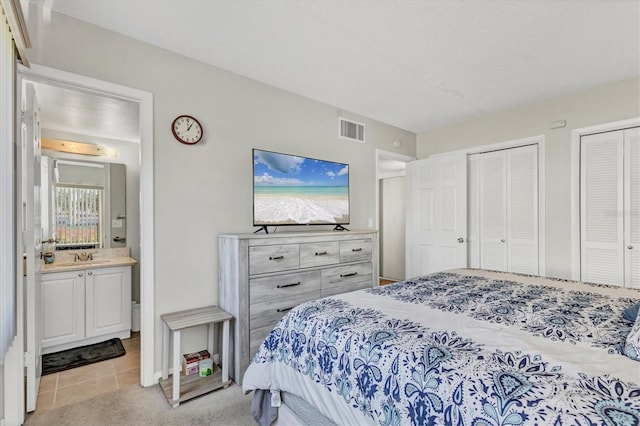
top-left (624, 309), bottom-right (640, 361)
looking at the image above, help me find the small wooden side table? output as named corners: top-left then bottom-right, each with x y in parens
top-left (159, 305), bottom-right (233, 407)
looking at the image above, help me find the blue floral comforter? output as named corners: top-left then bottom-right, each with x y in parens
top-left (243, 269), bottom-right (640, 425)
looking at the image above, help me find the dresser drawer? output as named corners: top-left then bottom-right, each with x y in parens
top-left (340, 239), bottom-right (372, 263)
top-left (322, 262), bottom-right (373, 293)
top-left (250, 290), bottom-right (321, 330)
top-left (249, 244), bottom-right (299, 275)
top-left (300, 241), bottom-right (339, 268)
top-left (250, 324), bottom-right (277, 360)
top-left (250, 270), bottom-right (321, 302)
top-left (322, 280), bottom-right (371, 297)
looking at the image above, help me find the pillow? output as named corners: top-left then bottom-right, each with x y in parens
top-left (623, 309), bottom-right (640, 361)
top-left (623, 302), bottom-right (640, 322)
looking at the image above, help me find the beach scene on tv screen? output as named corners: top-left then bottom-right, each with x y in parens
top-left (254, 150), bottom-right (349, 225)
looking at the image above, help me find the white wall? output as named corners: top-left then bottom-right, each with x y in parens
top-left (417, 77), bottom-right (640, 279)
top-left (23, 5), bottom-right (416, 371)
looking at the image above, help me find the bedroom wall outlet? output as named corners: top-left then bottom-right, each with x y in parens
top-left (550, 119), bottom-right (566, 129)
top-left (368, 218), bottom-right (373, 228)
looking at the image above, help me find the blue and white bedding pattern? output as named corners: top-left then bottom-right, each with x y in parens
top-left (243, 269), bottom-right (640, 425)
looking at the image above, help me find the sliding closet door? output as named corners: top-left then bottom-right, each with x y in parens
top-left (624, 127), bottom-right (640, 288)
top-left (580, 131), bottom-right (624, 286)
top-left (477, 145), bottom-right (538, 274)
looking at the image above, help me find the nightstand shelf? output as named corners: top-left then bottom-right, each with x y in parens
top-left (159, 366), bottom-right (228, 404)
top-left (160, 305), bottom-right (233, 407)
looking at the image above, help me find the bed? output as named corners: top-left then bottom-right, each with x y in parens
top-left (242, 268), bottom-right (640, 425)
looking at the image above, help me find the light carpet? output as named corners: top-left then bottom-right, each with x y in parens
top-left (24, 383), bottom-right (255, 426)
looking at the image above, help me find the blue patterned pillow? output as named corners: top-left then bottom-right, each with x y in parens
top-left (623, 302), bottom-right (640, 321)
top-left (624, 309), bottom-right (640, 361)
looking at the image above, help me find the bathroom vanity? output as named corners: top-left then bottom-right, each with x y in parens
top-left (40, 248), bottom-right (137, 354)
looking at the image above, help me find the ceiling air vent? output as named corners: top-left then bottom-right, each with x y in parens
top-left (339, 117), bottom-right (365, 143)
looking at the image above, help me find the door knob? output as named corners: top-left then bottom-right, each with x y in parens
top-left (457, 237), bottom-right (464, 243)
top-left (501, 239), bottom-right (506, 243)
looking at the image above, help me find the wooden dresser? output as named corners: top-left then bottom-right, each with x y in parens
top-left (218, 230), bottom-right (378, 383)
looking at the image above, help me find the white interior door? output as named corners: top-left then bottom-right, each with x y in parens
top-left (624, 127), bottom-right (640, 288)
top-left (580, 130), bottom-right (624, 286)
top-left (23, 81), bottom-right (43, 412)
top-left (406, 153), bottom-right (467, 278)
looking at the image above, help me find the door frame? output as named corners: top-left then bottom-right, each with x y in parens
top-left (17, 63), bottom-right (156, 387)
top-left (570, 117), bottom-right (640, 280)
top-left (375, 149), bottom-right (415, 281)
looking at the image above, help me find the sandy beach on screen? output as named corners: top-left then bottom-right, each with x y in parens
top-left (254, 195), bottom-right (349, 224)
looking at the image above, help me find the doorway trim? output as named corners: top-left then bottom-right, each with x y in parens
top-left (18, 63), bottom-right (155, 387)
top-left (570, 117), bottom-right (640, 281)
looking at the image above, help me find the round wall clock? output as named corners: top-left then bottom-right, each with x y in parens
top-left (171, 115), bottom-right (203, 145)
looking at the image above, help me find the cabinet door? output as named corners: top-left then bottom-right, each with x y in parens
top-left (41, 271), bottom-right (85, 348)
top-left (85, 267), bottom-right (131, 338)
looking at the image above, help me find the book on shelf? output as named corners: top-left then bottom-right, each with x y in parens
top-left (182, 350), bottom-right (210, 376)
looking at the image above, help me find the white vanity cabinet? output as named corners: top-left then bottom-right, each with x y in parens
top-left (42, 270), bottom-right (85, 348)
top-left (41, 265), bottom-right (132, 354)
top-left (219, 230), bottom-right (378, 383)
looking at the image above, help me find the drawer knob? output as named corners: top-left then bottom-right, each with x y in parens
top-left (351, 248), bottom-right (362, 252)
top-left (269, 255), bottom-right (284, 261)
top-left (340, 272), bottom-right (358, 278)
top-left (277, 306), bottom-right (294, 313)
top-left (277, 282), bottom-right (301, 289)
top-left (315, 251), bottom-right (328, 256)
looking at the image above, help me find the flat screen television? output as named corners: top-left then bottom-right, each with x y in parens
top-left (253, 149), bottom-right (350, 232)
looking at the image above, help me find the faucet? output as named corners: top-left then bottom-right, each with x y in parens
top-left (74, 252), bottom-right (93, 262)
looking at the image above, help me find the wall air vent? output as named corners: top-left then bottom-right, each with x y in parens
top-left (338, 117), bottom-right (365, 143)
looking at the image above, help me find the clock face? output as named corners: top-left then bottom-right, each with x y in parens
top-left (172, 115), bottom-right (203, 145)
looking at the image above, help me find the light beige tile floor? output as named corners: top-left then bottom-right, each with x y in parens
top-left (35, 332), bottom-right (140, 412)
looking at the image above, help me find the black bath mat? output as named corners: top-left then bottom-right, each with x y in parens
top-left (42, 338), bottom-right (126, 375)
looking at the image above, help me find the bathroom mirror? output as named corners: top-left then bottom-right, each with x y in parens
top-left (41, 156), bottom-right (127, 250)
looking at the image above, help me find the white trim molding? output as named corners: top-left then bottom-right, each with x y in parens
top-left (570, 117), bottom-right (640, 280)
top-left (0, 0), bottom-right (30, 66)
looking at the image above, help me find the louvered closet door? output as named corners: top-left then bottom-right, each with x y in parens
top-left (580, 131), bottom-right (624, 286)
top-left (624, 127), bottom-right (640, 288)
top-left (467, 155), bottom-right (480, 268)
top-left (507, 145), bottom-right (538, 275)
top-left (479, 151), bottom-right (508, 271)
top-left (478, 145), bottom-right (538, 274)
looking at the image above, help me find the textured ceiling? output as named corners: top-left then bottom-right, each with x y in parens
top-left (27, 0), bottom-right (640, 133)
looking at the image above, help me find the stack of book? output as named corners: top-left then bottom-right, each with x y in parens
top-left (182, 350), bottom-right (210, 376)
